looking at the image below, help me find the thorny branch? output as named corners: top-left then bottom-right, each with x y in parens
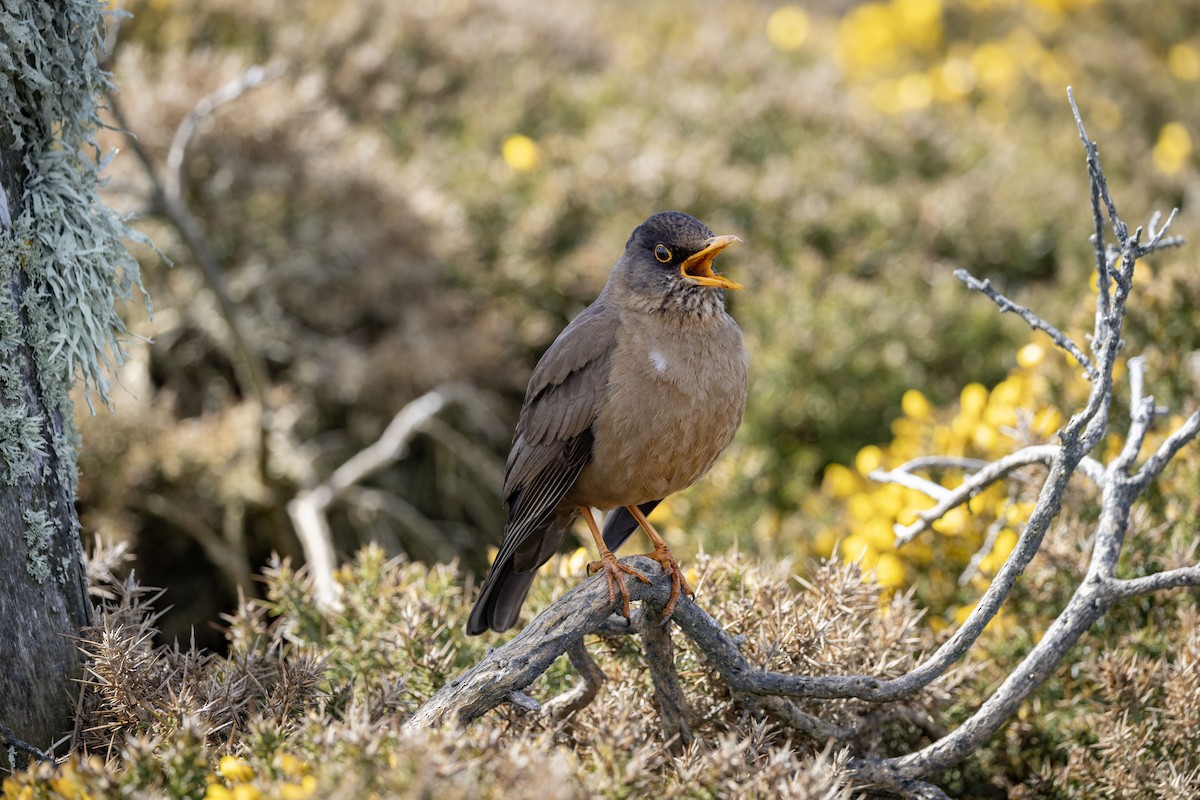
top-left (408, 94), bottom-right (1197, 796)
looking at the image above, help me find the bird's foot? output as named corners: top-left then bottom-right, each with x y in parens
top-left (642, 544), bottom-right (694, 623)
top-left (587, 553), bottom-right (650, 620)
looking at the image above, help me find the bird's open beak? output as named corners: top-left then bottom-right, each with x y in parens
top-left (680, 235), bottom-right (743, 290)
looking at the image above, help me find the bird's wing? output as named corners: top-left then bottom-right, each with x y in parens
top-left (495, 301), bottom-right (619, 572)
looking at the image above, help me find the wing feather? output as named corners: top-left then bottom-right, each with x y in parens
top-left (493, 300), bottom-right (619, 572)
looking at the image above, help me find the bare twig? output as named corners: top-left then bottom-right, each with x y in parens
top-left (506, 691), bottom-right (541, 714)
top-left (1111, 565), bottom-right (1200, 599)
top-left (888, 456), bottom-right (991, 473)
top-left (954, 269), bottom-right (1097, 380)
top-left (876, 444), bottom-right (1102, 546)
top-left (753, 695), bottom-right (854, 743)
top-left (957, 487), bottom-right (1015, 586)
top-left (1131, 410), bottom-right (1200, 491)
top-left (288, 383), bottom-right (484, 609)
top-left (867, 468), bottom-right (951, 503)
top-left (105, 69), bottom-right (278, 491)
top-left (164, 66), bottom-right (281, 203)
top-left (1, 724), bottom-right (54, 766)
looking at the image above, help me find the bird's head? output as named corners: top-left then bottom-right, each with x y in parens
top-left (608, 211), bottom-right (742, 314)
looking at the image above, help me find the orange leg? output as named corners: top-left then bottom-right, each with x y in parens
top-left (580, 505), bottom-right (650, 620)
top-left (626, 504), bottom-right (695, 621)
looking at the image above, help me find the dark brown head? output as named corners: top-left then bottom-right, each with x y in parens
top-left (605, 211), bottom-right (742, 314)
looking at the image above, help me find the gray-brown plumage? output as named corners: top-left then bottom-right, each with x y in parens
top-left (466, 211), bottom-right (748, 635)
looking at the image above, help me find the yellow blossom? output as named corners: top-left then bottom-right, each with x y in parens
top-left (873, 552), bottom-right (907, 588)
top-left (559, 547), bottom-right (591, 577)
top-left (766, 6), bottom-right (810, 52)
top-left (971, 424), bottom-right (1000, 452)
top-left (837, 3), bottom-right (899, 75)
top-left (970, 42), bottom-right (1019, 93)
top-left (932, 506), bottom-right (970, 536)
top-left (841, 533), bottom-right (875, 563)
top-left (901, 389), bottom-right (932, 420)
top-left (855, 444), bottom-right (883, 476)
top-left (892, 0), bottom-right (942, 49)
top-left (1152, 122), bottom-right (1191, 175)
top-left (1168, 43), bottom-right (1200, 81)
top-left (206, 786), bottom-right (233, 800)
top-left (959, 382), bottom-right (989, 421)
top-left (280, 782), bottom-right (314, 800)
top-left (231, 785), bottom-right (261, 800)
top-left (932, 57), bottom-right (975, 101)
top-left (823, 462), bottom-right (861, 498)
top-left (277, 753), bottom-right (309, 778)
top-left (219, 757), bottom-right (255, 784)
top-left (1017, 343), bottom-right (1045, 369)
top-left (502, 134), bottom-right (540, 172)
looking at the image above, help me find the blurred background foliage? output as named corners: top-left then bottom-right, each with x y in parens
top-left (83, 0), bottom-right (1198, 671)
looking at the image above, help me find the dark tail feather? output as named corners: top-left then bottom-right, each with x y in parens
top-left (601, 500), bottom-right (662, 551)
top-left (465, 557), bottom-right (537, 635)
top-left (467, 517), bottom-right (568, 635)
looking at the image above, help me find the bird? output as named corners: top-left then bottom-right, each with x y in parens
top-left (466, 211), bottom-right (748, 635)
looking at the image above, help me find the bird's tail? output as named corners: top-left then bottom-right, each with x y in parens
top-left (466, 518), bottom-right (569, 635)
top-left (465, 557), bottom-right (537, 635)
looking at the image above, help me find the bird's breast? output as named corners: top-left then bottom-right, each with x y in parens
top-left (568, 310), bottom-right (748, 509)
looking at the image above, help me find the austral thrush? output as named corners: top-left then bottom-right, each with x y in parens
top-left (466, 211), bottom-right (748, 635)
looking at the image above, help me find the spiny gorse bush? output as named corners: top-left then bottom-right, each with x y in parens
top-left (6, 543), bottom-right (949, 799)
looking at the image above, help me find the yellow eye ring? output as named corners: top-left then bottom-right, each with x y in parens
top-left (654, 244), bottom-right (672, 263)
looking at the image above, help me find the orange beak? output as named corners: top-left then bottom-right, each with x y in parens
top-left (680, 234), bottom-right (743, 290)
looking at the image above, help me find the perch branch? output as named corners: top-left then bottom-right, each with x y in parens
top-left (403, 555), bottom-right (672, 731)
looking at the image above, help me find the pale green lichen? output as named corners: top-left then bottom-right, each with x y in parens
top-left (1, 2), bottom-right (152, 409)
top-left (22, 508), bottom-right (53, 583)
top-left (0, 3), bottom-right (150, 497)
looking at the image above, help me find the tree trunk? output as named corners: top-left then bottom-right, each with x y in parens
top-left (0, 123), bottom-right (93, 760)
top-left (0, 3), bottom-right (147, 757)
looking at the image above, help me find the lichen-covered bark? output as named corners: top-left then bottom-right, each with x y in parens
top-left (0, 2), bottom-right (148, 755)
top-left (0, 143), bottom-right (91, 757)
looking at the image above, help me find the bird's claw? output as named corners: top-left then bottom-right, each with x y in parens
top-left (588, 554), bottom-right (650, 620)
top-left (643, 544), bottom-right (694, 623)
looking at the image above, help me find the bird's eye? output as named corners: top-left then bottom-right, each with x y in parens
top-left (654, 244), bottom-right (672, 263)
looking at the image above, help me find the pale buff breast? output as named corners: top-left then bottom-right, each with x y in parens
top-left (567, 309), bottom-right (748, 510)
